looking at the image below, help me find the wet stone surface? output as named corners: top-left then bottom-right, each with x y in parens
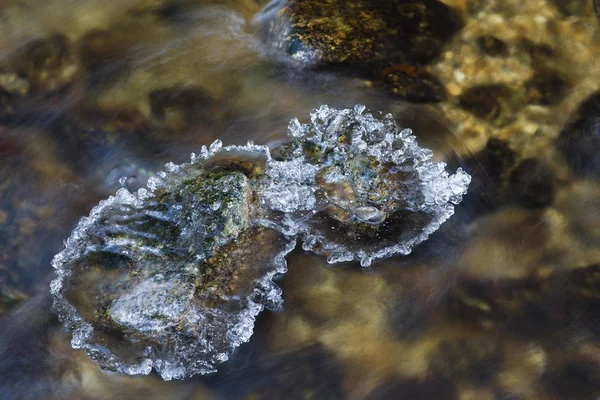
top-left (255, 0), bottom-right (461, 102)
top-left (428, 336), bottom-right (502, 384)
top-left (542, 355), bottom-right (600, 400)
top-left (0, 134), bottom-right (85, 301)
top-left (548, 0), bottom-right (589, 16)
top-left (524, 69), bottom-right (572, 106)
top-left (79, 28), bottom-right (140, 88)
top-left (0, 285), bottom-right (27, 315)
top-left (257, 0), bottom-right (462, 68)
top-left (149, 86), bottom-right (218, 131)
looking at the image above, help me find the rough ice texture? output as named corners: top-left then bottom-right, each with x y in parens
top-left (51, 143), bottom-right (295, 381)
top-left (261, 105), bottom-right (471, 266)
top-left (51, 105), bottom-right (470, 381)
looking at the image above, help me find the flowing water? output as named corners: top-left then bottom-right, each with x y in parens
top-left (0, 0), bottom-right (599, 399)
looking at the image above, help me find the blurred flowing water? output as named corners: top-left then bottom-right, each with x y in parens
top-left (0, 0), bottom-right (599, 399)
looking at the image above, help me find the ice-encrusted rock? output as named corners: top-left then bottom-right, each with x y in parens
top-left (262, 105), bottom-right (471, 266)
top-left (51, 143), bottom-right (295, 380)
top-left (51, 105), bottom-right (470, 381)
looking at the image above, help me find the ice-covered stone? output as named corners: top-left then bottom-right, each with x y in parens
top-left (51, 143), bottom-right (295, 380)
top-left (262, 105), bottom-right (471, 266)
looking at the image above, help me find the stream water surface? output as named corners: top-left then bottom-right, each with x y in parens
top-left (0, 0), bottom-right (599, 399)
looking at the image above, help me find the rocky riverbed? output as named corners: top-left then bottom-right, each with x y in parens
top-left (0, 0), bottom-right (599, 399)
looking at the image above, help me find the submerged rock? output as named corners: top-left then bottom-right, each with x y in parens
top-left (51, 105), bottom-right (470, 379)
top-left (11, 34), bottom-right (79, 93)
top-left (450, 264), bottom-right (600, 342)
top-left (264, 105), bottom-right (470, 266)
top-left (450, 138), bottom-right (516, 219)
top-left (377, 65), bottom-right (446, 103)
top-left (458, 84), bottom-right (522, 127)
top-left (210, 344), bottom-right (345, 400)
top-left (507, 158), bottom-right (555, 209)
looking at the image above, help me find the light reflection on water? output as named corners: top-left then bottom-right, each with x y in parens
top-left (0, 0), bottom-right (599, 399)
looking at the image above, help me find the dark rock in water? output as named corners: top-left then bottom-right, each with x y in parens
top-left (378, 64), bottom-right (446, 103)
top-left (10, 34), bottom-right (79, 93)
top-left (449, 265), bottom-right (600, 343)
top-left (210, 344), bottom-right (345, 400)
top-left (379, 0), bottom-right (463, 65)
top-left (149, 87), bottom-right (216, 131)
top-left (428, 337), bottom-right (502, 384)
top-left (557, 92), bottom-right (600, 178)
top-left (451, 138), bottom-right (516, 219)
top-left (0, 90), bottom-right (19, 123)
top-left (507, 158), bottom-right (555, 208)
top-left (79, 29), bottom-right (134, 86)
top-left (386, 292), bottom-right (432, 340)
top-left (255, 0), bottom-right (459, 102)
top-left (525, 69), bottom-right (571, 106)
top-left (542, 356), bottom-right (600, 400)
top-left (366, 378), bottom-right (458, 400)
top-left (459, 84), bottom-right (522, 127)
top-left (256, 0), bottom-right (462, 68)
top-left (52, 143), bottom-right (295, 380)
top-left (549, 0), bottom-right (588, 16)
top-left (476, 35), bottom-right (509, 57)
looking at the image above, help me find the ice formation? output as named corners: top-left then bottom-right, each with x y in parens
top-left (51, 143), bottom-right (295, 380)
top-left (51, 105), bottom-right (470, 380)
top-left (262, 105), bottom-right (471, 266)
